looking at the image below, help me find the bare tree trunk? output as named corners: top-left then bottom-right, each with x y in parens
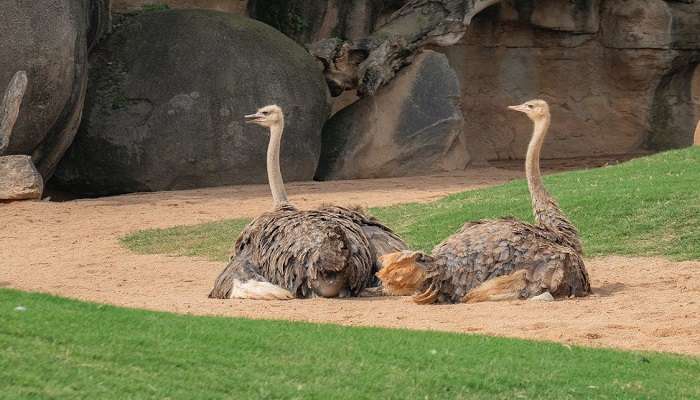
top-left (308, 0), bottom-right (502, 96)
top-left (0, 71), bottom-right (28, 156)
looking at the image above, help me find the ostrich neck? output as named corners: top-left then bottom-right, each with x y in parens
top-left (267, 121), bottom-right (289, 207)
top-left (525, 114), bottom-right (583, 252)
top-left (525, 116), bottom-right (550, 212)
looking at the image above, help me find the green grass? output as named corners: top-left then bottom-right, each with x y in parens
top-left (122, 148), bottom-right (700, 262)
top-left (2, 288), bottom-right (698, 399)
top-left (141, 4), bottom-right (169, 12)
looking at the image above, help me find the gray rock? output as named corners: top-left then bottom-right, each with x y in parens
top-left (0, 155), bottom-right (43, 201)
top-left (0, 71), bottom-right (28, 156)
top-left (600, 0), bottom-right (673, 49)
top-left (54, 10), bottom-right (329, 196)
top-left (0, 0), bottom-right (107, 178)
top-left (316, 50), bottom-right (468, 180)
top-left (248, 0), bottom-right (384, 43)
top-left (649, 63), bottom-right (700, 149)
top-left (112, 0), bottom-right (248, 14)
top-left (529, 0), bottom-right (600, 34)
top-left (529, 292), bottom-right (554, 302)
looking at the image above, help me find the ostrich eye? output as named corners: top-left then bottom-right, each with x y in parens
top-left (527, 104), bottom-right (533, 109)
top-left (262, 111), bottom-right (269, 115)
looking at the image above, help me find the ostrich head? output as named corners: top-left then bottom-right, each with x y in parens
top-left (244, 105), bottom-right (284, 128)
top-left (376, 250), bottom-right (434, 296)
top-left (508, 99), bottom-right (549, 122)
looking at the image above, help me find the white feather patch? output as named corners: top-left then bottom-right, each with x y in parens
top-left (230, 279), bottom-right (295, 300)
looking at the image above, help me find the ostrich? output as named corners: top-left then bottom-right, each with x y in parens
top-left (376, 100), bottom-right (591, 304)
top-left (209, 105), bottom-right (405, 300)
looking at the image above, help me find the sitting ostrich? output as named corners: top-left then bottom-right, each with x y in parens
top-left (376, 100), bottom-right (591, 304)
top-left (209, 105), bottom-right (405, 300)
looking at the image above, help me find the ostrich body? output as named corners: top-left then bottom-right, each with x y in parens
top-left (377, 100), bottom-right (591, 304)
top-left (209, 105), bottom-right (405, 300)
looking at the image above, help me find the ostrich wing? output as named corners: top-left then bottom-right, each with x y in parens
top-left (425, 218), bottom-right (590, 303)
top-left (208, 251), bottom-right (294, 300)
top-left (235, 207), bottom-right (374, 298)
top-left (317, 205), bottom-right (408, 266)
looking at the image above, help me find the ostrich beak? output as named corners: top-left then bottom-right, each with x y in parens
top-left (508, 104), bottom-right (528, 113)
top-left (244, 112), bottom-right (265, 124)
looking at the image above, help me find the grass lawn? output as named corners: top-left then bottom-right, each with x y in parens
top-left (122, 148), bottom-right (700, 262)
top-left (2, 288), bottom-right (699, 399)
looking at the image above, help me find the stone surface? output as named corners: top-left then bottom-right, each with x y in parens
top-left (0, 71), bottom-right (28, 155)
top-left (530, 0), bottom-right (600, 34)
top-left (112, 0), bottom-right (248, 14)
top-left (529, 291), bottom-right (554, 302)
top-left (0, 155), bottom-right (43, 201)
top-left (248, 0), bottom-right (391, 44)
top-left (54, 10), bottom-right (329, 196)
top-left (648, 63), bottom-right (700, 149)
top-left (0, 0), bottom-right (107, 179)
top-left (437, 2), bottom-right (700, 162)
top-left (600, 0), bottom-right (673, 49)
top-left (316, 51), bottom-right (468, 180)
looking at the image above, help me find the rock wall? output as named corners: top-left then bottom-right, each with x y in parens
top-left (439, 0), bottom-right (700, 162)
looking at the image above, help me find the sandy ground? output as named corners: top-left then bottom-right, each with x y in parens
top-left (2, 166), bottom-right (699, 356)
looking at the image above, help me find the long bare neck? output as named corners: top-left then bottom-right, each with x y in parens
top-left (526, 112), bottom-right (583, 253)
top-left (267, 120), bottom-right (289, 207)
top-left (525, 116), bottom-right (550, 211)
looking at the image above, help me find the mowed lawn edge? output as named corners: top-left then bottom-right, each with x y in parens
top-left (1, 288), bottom-right (699, 400)
top-left (122, 148), bottom-right (700, 262)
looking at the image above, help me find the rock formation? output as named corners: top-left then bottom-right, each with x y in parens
top-left (111, 0), bottom-right (248, 14)
top-left (0, 0), bottom-right (109, 180)
top-left (0, 71), bottom-right (43, 201)
top-left (316, 51), bottom-right (467, 180)
top-left (248, 0), bottom-right (397, 44)
top-left (307, 0), bottom-right (699, 163)
top-left (0, 156), bottom-right (43, 201)
top-left (54, 10), bottom-right (329, 196)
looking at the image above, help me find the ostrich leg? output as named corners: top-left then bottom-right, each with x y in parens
top-left (308, 0), bottom-right (502, 96)
top-left (0, 71), bottom-right (28, 155)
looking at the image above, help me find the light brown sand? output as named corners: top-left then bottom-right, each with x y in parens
top-left (1, 167), bottom-right (698, 356)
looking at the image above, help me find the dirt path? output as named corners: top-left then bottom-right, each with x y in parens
top-left (2, 167), bottom-right (699, 356)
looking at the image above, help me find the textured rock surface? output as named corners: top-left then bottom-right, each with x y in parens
top-left (0, 71), bottom-right (28, 156)
top-left (54, 10), bottom-right (329, 196)
top-left (316, 51), bottom-right (467, 180)
top-left (0, 155), bottom-right (43, 201)
top-left (112, 0), bottom-right (248, 14)
top-left (529, 0), bottom-right (600, 34)
top-left (649, 63), bottom-right (700, 149)
top-left (0, 0), bottom-right (94, 178)
top-left (439, 2), bottom-right (700, 162)
top-left (248, 0), bottom-right (393, 44)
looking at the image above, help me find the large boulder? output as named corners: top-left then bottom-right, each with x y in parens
top-left (112, 0), bottom-right (248, 14)
top-left (0, 0), bottom-right (108, 179)
top-left (248, 0), bottom-right (387, 44)
top-left (54, 10), bottom-right (329, 196)
top-left (0, 155), bottom-right (43, 201)
top-left (316, 50), bottom-right (468, 180)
